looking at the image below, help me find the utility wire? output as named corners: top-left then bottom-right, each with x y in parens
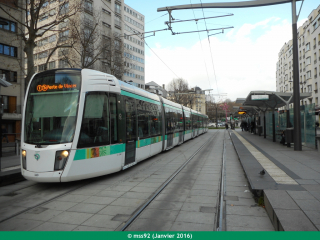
top-left (190, 0), bottom-right (212, 90)
top-left (146, 13), bottom-right (168, 23)
top-left (200, 0), bottom-right (220, 95)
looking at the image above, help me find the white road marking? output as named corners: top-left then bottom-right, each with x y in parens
top-left (233, 131), bottom-right (298, 185)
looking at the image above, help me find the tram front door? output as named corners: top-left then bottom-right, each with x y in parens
top-left (124, 98), bottom-right (136, 165)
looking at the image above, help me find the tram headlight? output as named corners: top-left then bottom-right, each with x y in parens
top-left (22, 150), bottom-right (27, 170)
top-left (54, 150), bottom-right (70, 171)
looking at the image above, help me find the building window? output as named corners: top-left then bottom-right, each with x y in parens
top-left (0, 18), bottom-right (16, 32)
top-left (308, 85), bottom-right (312, 92)
top-left (38, 51), bottom-right (48, 59)
top-left (115, 3), bottom-right (121, 14)
top-left (306, 57), bottom-right (311, 65)
top-left (59, 2), bottom-right (69, 15)
top-left (1, 95), bottom-right (17, 113)
top-left (0, 44), bottom-right (17, 57)
top-left (48, 61), bottom-right (56, 69)
top-left (306, 42), bottom-right (310, 51)
top-left (307, 71), bottom-right (311, 79)
top-left (38, 63), bottom-right (46, 72)
top-left (0, 69), bottom-right (17, 82)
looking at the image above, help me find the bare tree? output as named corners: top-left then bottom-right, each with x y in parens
top-left (99, 32), bottom-right (130, 80)
top-left (0, 0), bottom-right (82, 85)
top-left (167, 78), bottom-right (196, 106)
top-left (54, 10), bottom-right (106, 69)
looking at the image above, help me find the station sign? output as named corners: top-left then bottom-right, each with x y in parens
top-left (251, 95), bottom-right (269, 100)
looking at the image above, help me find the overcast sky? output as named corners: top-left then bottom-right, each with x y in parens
top-left (125, 0), bottom-right (317, 101)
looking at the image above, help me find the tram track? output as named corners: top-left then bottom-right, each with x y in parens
top-left (119, 131), bottom-right (219, 231)
top-left (0, 131), bottom-right (218, 229)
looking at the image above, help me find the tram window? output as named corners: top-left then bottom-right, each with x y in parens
top-left (78, 92), bottom-right (110, 148)
top-left (125, 97), bottom-right (136, 140)
top-left (137, 100), bottom-right (149, 139)
top-left (110, 94), bottom-right (118, 144)
top-left (165, 107), bottom-right (171, 134)
top-left (149, 103), bottom-right (161, 137)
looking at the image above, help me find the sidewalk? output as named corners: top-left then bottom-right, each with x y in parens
top-left (230, 129), bottom-right (320, 231)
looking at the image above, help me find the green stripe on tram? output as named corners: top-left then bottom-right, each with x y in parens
top-left (74, 144), bottom-right (125, 161)
top-left (136, 136), bottom-right (162, 148)
top-left (121, 90), bottom-right (160, 105)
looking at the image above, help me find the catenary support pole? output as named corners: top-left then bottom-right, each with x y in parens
top-left (292, 0), bottom-right (302, 150)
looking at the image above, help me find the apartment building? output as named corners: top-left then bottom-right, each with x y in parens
top-left (276, 4), bottom-right (320, 109)
top-left (123, 4), bottom-right (145, 89)
top-left (0, 0), bottom-right (25, 142)
top-left (30, 0), bottom-right (145, 90)
top-left (191, 87), bottom-right (206, 115)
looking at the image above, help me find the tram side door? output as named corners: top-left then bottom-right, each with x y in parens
top-left (124, 98), bottom-right (136, 165)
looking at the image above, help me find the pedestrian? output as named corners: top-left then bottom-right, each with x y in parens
top-left (251, 121), bottom-right (255, 134)
top-left (240, 122), bottom-right (244, 131)
top-left (280, 130), bottom-right (286, 145)
top-left (225, 123), bottom-right (228, 130)
top-left (1, 125), bottom-right (9, 143)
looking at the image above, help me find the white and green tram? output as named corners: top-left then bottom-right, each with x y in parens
top-left (21, 69), bottom-right (208, 182)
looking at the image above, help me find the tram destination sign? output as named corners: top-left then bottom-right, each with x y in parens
top-left (251, 95), bottom-right (269, 101)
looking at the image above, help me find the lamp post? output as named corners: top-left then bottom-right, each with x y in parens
top-left (158, 0), bottom-right (303, 150)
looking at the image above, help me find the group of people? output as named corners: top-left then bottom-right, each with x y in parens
top-left (240, 121), bottom-right (255, 134)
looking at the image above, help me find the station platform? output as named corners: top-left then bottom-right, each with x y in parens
top-left (230, 129), bottom-right (320, 231)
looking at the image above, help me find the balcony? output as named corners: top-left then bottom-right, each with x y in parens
top-left (315, 74), bottom-right (318, 79)
top-left (315, 60), bottom-right (317, 64)
top-left (303, 55), bottom-right (305, 59)
top-left (314, 45), bottom-right (316, 50)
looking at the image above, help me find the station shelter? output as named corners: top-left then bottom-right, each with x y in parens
top-left (234, 91), bottom-right (316, 149)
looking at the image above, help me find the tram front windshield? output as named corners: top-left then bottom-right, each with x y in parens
top-left (24, 70), bottom-right (81, 145)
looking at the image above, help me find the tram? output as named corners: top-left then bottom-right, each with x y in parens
top-left (21, 69), bottom-right (208, 182)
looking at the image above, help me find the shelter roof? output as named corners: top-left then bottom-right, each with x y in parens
top-left (242, 91), bottom-right (311, 110)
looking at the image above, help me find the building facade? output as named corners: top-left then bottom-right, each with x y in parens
top-left (123, 4), bottom-right (145, 89)
top-left (0, 0), bottom-right (25, 142)
top-left (276, 4), bottom-right (320, 109)
top-left (30, 0), bottom-right (145, 89)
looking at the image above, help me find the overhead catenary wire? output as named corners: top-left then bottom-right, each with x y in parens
top-left (190, 0), bottom-right (212, 91)
top-left (200, 0), bottom-right (220, 95)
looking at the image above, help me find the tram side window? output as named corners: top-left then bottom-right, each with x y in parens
top-left (78, 92), bottom-right (110, 148)
top-left (165, 107), bottom-right (175, 134)
top-left (110, 94), bottom-right (118, 144)
top-left (137, 100), bottom-right (149, 139)
top-left (177, 110), bottom-right (183, 131)
top-left (184, 111), bottom-right (190, 130)
top-left (125, 97), bottom-right (136, 140)
top-left (149, 103), bottom-right (161, 136)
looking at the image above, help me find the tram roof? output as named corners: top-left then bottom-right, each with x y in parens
top-left (119, 80), bottom-right (161, 103)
